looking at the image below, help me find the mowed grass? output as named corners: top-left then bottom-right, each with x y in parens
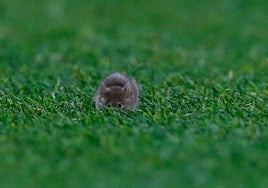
top-left (0, 0), bottom-right (268, 187)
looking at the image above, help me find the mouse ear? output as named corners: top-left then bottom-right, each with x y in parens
top-left (123, 82), bottom-right (132, 95)
top-left (100, 83), bottom-right (110, 94)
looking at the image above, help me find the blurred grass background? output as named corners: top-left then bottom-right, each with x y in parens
top-left (0, 0), bottom-right (268, 187)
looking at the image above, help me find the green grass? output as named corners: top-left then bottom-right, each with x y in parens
top-left (0, 0), bottom-right (268, 187)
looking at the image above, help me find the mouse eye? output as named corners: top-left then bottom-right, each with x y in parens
top-left (117, 103), bottom-right (123, 108)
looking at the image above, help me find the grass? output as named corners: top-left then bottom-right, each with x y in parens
top-left (0, 0), bottom-right (268, 187)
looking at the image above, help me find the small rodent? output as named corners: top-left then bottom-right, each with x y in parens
top-left (94, 72), bottom-right (139, 110)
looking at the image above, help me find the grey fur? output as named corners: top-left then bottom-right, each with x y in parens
top-left (94, 73), bottom-right (139, 110)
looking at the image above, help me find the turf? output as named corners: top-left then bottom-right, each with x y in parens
top-left (0, 0), bottom-right (268, 187)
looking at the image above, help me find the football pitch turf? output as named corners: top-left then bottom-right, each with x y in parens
top-left (0, 0), bottom-right (267, 187)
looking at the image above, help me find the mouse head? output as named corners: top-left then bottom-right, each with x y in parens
top-left (99, 83), bottom-right (132, 108)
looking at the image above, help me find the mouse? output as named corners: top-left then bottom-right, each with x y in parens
top-left (94, 72), bottom-right (139, 110)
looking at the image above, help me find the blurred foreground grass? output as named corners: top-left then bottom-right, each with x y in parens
top-left (0, 0), bottom-right (268, 187)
